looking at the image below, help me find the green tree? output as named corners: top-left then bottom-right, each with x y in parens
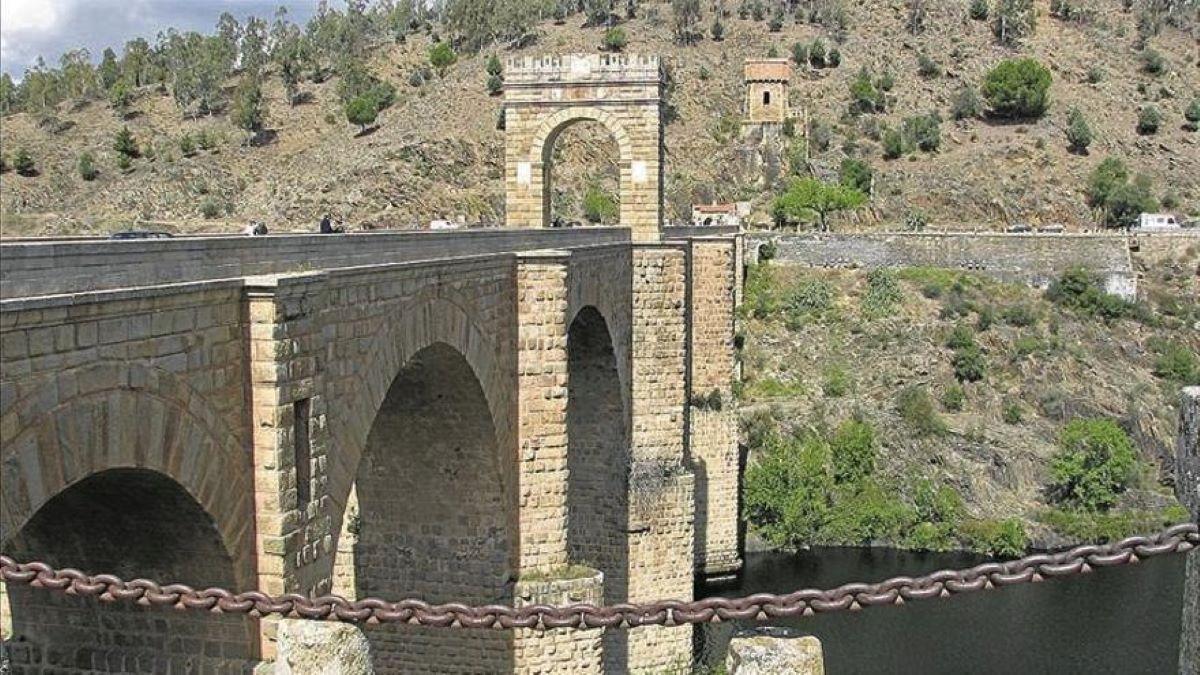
top-left (98, 48), bottom-right (121, 90)
top-left (179, 133), bottom-right (197, 157)
top-left (487, 74), bottom-right (504, 95)
top-left (744, 433), bottom-right (834, 548)
top-left (1049, 419), bottom-right (1139, 511)
top-left (345, 95), bottom-right (379, 133)
top-left (231, 75), bottom-right (267, 139)
top-left (77, 151), bottom-right (98, 181)
top-left (0, 73), bottom-right (16, 115)
top-left (993, 0), bottom-right (1036, 45)
top-left (603, 26), bottom-right (628, 51)
top-left (429, 42), bottom-right (457, 73)
top-left (672, 0), bottom-right (703, 44)
top-left (13, 148), bottom-right (36, 176)
top-left (711, 17), bottom-right (725, 40)
top-left (848, 67), bottom-right (884, 115)
top-left (839, 158), bottom-right (872, 194)
top-left (583, 184), bottom-right (619, 223)
top-left (1087, 157), bottom-right (1129, 208)
top-left (59, 49), bottom-right (98, 101)
top-left (772, 177), bottom-right (867, 231)
top-left (486, 54), bottom-right (504, 77)
top-left (981, 58), bottom-right (1052, 119)
top-left (107, 79), bottom-right (133, 116)
top-left (831, 419), bottom-right (877, 484)
top-left (1136, 105), bottom-right (1162, 135)
top-left (113, 126), bottom-right (139, 158)
top-left (1066, 106), bottom-right (1092, 153)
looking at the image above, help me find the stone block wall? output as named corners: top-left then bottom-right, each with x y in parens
top-left (751, 232), bottom-right (1138, 297)
top-left (1178, 387), bottom-right (1200, 675)
top-left (685, 238), bottom-right (742, 577)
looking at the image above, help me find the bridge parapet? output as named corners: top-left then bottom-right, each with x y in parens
top-left (504, 53), bottom-right (662, 86)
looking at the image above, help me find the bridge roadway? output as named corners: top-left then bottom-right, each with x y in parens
top-left (0, 225), bottom-right (743, 673)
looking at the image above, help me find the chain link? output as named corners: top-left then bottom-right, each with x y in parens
top-left (2, 522), bottom-right (1195, 630)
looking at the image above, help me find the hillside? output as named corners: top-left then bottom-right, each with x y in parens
top-left (1, 0), bottom-right (1198, 236)
top-left (737, 245), bottom-right (1199, 552)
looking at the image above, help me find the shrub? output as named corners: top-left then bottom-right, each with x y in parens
top-left (808, 118), bottom-right (832, 152)
top-left (1152, 341), bottom-right (1199, 384)
top-left (179, 134), bottom-right (197, 157)
top-left (862, 268), bottom-right (903, 316)
top-left (896, 385), bottom-right (946, 436)
top-left (969, 0), bottom-right (989, 20)
top-left (486, 74), bottom-right (503, 96)
top-left (945, 324), bottom-right (977, 350)
top-left (1066, 107), bottom-right (1093, 153)
top-left (345, 96), bottom-right (379, 132)
top-left (77, 152), bottom-right (97, 181)
top-left (785, 277), bottom-right (834, 316)
top-left (408, 70), bottom-right (425, 87)
top-left (1049, 419), bottom-right (1139, 511)
top-left (196, 130), bottom-right (216, 150)
top-left (1141, 48), bottom-right (1165, 75)
top-left (882, 127), bottom-right (906, 159)
top-left (582, 184), bottom-right (618, 223)
top-left (1086, 65), bottom-right (1104, 84)
top-left (1040, 505), bottom-right (1192, 543)
top-left (917, 53), bottom-right (941, 78)
top-left (848, 67), bottom-right (885, 115)
top-left (914, 479), bottom-right (964, 523)
top-left (827, 48), bottom-right (841, 68)
top-left (199, 197), bottom-right (222, 219)
top-left (711, 18), bottom-right (725, 40)
top-left (486, 54), bottom-right (503, 77)
top-left (792, 42), bottom-right (810, 67)
top-left (1003, 303), bottom-right (1038, 327)
top-left (1086, 158), bottom-right (1158, 229)
top-left (903, 113), bottom-right (941, 151)
top-left (839, 158), bottom-right (872, 194)
top-left (1002, 399), bottom-right (1024, 424)
top-left (1086, 156), bottom-right (1128, 208)
top-left (952, 344), bottom-right (987, 382)
top-left (603, 26), bottom-right (628, 52)
top-left (941, 384), bottom-right (966, 411)
top-left (1137, 105), bottom-right (1162, 135)
top-left (429, 42), bottom-right (457, 72)
top-left (905, 521), bottom-right (957, 551)
top-left (992, 0), bottom-right (1036, 45)
top-left (744, 434), bottom-right (834, 548)
top-left (822, 478), bottom-right (917, 545)
top-left (831, 418), bottom-right (876, 484)
top-left (810, 39), bottom-right (828, 67)
top-left (1045, 267), bottom-right (1140, 319)
top-left (116, 153), bottom-right (132, 172)
top-left (981, 58), bottom-right (1052, 119)
top-left (962, 518), bottom-right (1028, 557)
top-left (113, 126), bottom-right (138, 158)
top-left (951, 86), bottom-right (983, 120)
top-left (822, 363), bottom-right (851, 397)
top-left (768, 11), bottom-right (784, 31)
top-left (1185, 98), bottom-right (1200, 131)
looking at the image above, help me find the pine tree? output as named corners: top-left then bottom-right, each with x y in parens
top-left (14, 148), bottom-right (36, 176)
top-left (113, 126), bottom-right (139, 158)
top-left (1065, 107), bottom-right (1093, 153)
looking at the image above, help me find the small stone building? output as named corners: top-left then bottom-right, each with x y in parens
top-left (743, 58), bottom-right (791, 124)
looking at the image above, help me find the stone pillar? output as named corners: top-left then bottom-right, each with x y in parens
top-left (1177, 387), bottom-right (1199, 675)
top-left (726, 628), bottom-right (824, 675)
top-left (686, 237), bottom-right (743, 578)
top-left (513, 250), bottom-right (604, 673)
top-left (245, 273), bottom-right (334, 659)
top-left (625, 243), bottom-right (696, 672)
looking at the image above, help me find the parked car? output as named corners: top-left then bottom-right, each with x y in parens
top-left (109, 230), bottom-right (173, 240)
top-left (1136, 213), bottom-right (1181, 231)
top-left (1006, 223), bottom-right (1032, 233)
top-left (1038, 224), bottom-right (1065, 233)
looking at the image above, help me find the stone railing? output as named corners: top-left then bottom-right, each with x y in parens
top-left (504, 53), bottom-right (662, 84)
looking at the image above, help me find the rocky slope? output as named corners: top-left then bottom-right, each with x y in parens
top-left (1, 0), bottom-right (1198, 235)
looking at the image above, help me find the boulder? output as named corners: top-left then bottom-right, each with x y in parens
top-left (726, 626), bottom-right (825, 675)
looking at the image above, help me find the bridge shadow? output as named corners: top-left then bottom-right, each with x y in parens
top-left (567, 306), bottom-right (631, 673)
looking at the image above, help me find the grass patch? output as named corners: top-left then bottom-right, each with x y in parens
top-left (1038, 505), bottom-right (1191, 543)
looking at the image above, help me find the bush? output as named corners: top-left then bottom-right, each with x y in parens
top-left (1002, 399), bottom-right (1024, 424)
top-left (744, 434), bottom-right (834, 548)
top-left (179, 134), bottom-right (197, 157)
top-left (882, 127), bottom-right (906, 159)
top-left (941, 384), bottom-right (966, 411)
top-left (768, 11), bottom-right (784, 31)
top-left (952, 344), bottom-right (987, 382)
top-left (981, 58), bottom-right (1052, 119)
top-left (848, 67), bottom-right (885, 115)
top-left (1185, 98), bottom-right (1200, 131)
top-left (1040, 505), bottom-right (1192, 543)
top-left (831, 418), bottom-right (876, 484)
top-left (429, 42), bottom-right (457, 72)
top-left (711, 18), bottom-right (725, 40)
top-left (792, 42), bottom-right (810, 67)
top-left (945, 324), bottom-right (977, 350)
top-left (903, 113), bottom-right (941, 151)
top-left (1049, 419), bottom-right (1139, 511)
top-left (917, 53), bottom-right (941, 78)
top-left (116, 153), bottom-right (132, 172)
top-left (827, 48), bottom-right (841, 68)
top-left (969, 0), bottom-right (989, 20)
top-left (896, 385), bottom-right (946, 436)
top-left (1065, 107), bottom-right (1093, 152)
top-left (810, 39), bottom-right (828, 67)
top-left (839, 158), bottom-right (872, 194)
top-left (199, 197), bottom-right (222, 219)
top-left (962, 518), bottom-right (1028, 557)
top-left (914, 479), bottom-right (964, 523)
top-left (113, 126), bottom-right (139, 158)
top-left (1141, 48), bottom-right (1165, 75)
top-left (992, 0), bottom-right (1036, 45)
top-left (1002, 303), bottom-right (1038, 327)
top-left (1086, 158), bottom-right (1158, 229)
top-left (951, 86), bottom-right (983, 120)
top-left (582, 184), bottom-right (618, 223)
top-left (862, 268), bottom-right (903, 316)
top-left (345, 96), bottom-right (379, 132)
top-left (77, 152), bottom-right (97, 181)
top-left (785, 277), bottom-right (834, 317)
top-left (486, 54), bottom-right (503, 77)
top-left (1046, 267), bottom-right (1140, 319)
top-left (486, 73), bottom-right (503, 96)
top-left (1152, 341), bottom-right (1199, 384)
top-left (821, 363), bottom-right (850, 397)
top-left (1137, 105), bottom-right (1162, 135)
top-left (603, 27), bottom-right (628, 51)
top-left (408, 70), bottom-right (425, 87)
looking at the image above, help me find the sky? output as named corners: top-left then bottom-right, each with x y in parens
top-left (1, 0), bottom-right (319, 78)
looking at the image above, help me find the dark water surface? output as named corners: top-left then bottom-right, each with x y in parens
top-left (696, 546), bottom-right (1186, 674)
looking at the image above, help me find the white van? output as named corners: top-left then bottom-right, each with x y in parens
top-left (1136, 213), bottom-right (1180, 230)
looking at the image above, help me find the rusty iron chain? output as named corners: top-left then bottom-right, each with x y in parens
top-left (2, 522), bottom-right (1196, 631)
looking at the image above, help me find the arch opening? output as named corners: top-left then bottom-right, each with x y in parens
top-left (347, 342), bottom-right (512, 672)
top-left (566, 306), bottom-right (630, 672)
top-left (2, 468), bottom-right (257, 671)
top-left (542, 118), bottom-right (623, 228)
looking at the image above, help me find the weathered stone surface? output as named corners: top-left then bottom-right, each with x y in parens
top-left (726, 627), bottom-right (825, 675)
top-left (1177, 387), bottom-right (1199, 675)
top-left (274, 619), bottom-right (373, 674)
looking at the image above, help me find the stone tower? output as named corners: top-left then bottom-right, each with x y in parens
top-left (743, 58), bottom-right (791, 124)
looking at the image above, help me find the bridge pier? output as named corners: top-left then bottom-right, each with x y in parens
top-left (1177, 387), bottom-right (1199, 675)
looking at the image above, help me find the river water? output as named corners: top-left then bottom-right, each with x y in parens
top-left (695, 546), bottom-right (1186, 674)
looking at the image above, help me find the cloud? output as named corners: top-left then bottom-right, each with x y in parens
top-left (1, 0), bottom-right (315, 78)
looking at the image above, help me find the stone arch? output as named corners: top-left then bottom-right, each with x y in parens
top-left (503, 54), bottom-right (665, 241)
top-left (0, 361), bottom-right (254, 581)
top-left (566, 305), bottom-right (632, 672)
top-left (531, 108), bottom-right (632, 229)
top-left (4, 468), bottom-right (259, 671)
top-left (341, 341), bottom-right (513, 672)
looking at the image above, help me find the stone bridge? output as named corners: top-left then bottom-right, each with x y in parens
top-left (0, 223), bottom-right (744, 673)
